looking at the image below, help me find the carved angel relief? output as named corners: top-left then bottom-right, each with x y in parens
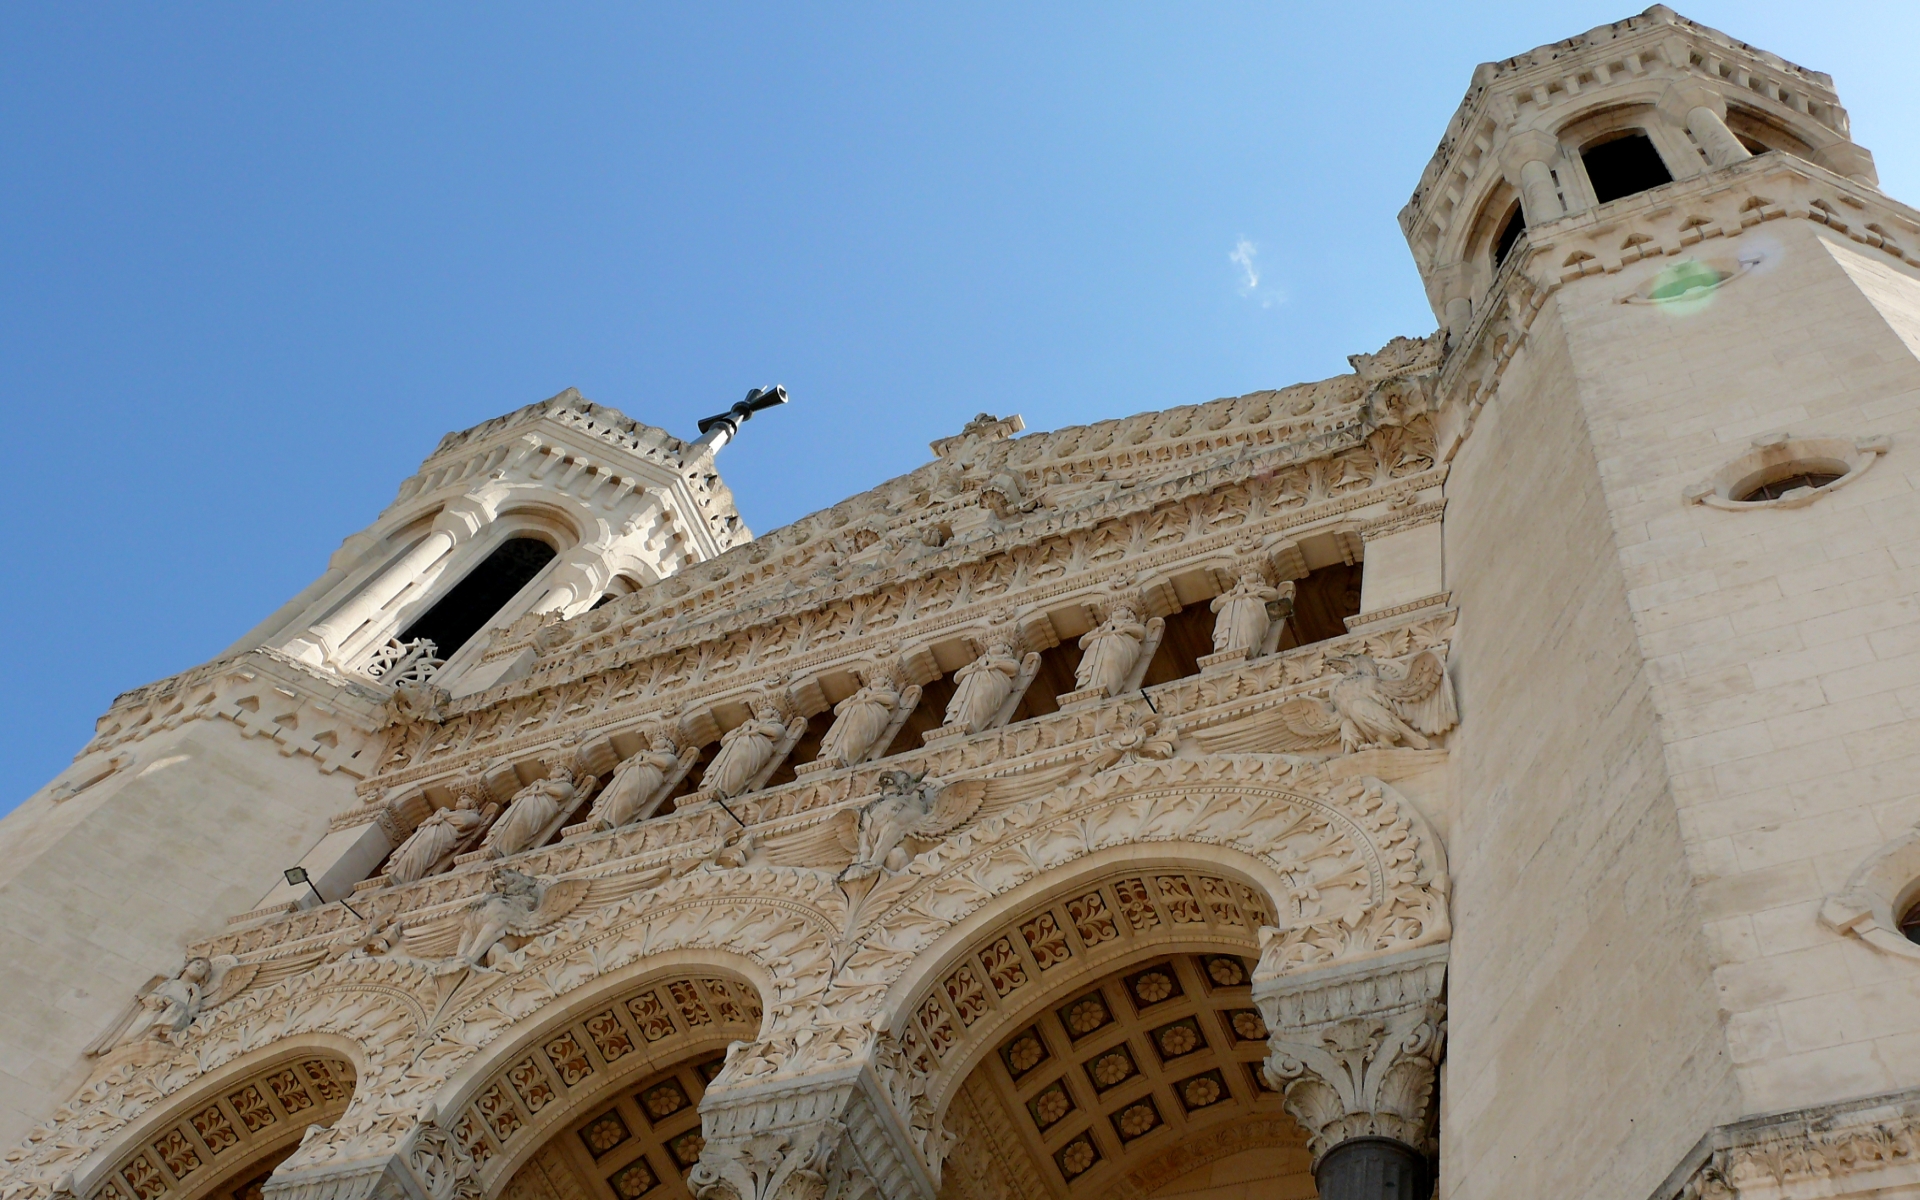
top-left (1269, 652), bottom-right (1457, 755)
top-left (843, 771), bottom-right (987, 884)
top-left (86, 952), bottom-right (322, 1061)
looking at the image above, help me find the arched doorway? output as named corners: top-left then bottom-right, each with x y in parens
top-left (441, 973), bottom-right (763, 1200)
top-left (884, 860), bottom-right (1321, 1199)
top-left (501, 1053), bottom-right (723, 1200)
top-left (92, 1057), bottom-right (356, 1200)
top-left (948, 951), bottom-right (1309, 1197)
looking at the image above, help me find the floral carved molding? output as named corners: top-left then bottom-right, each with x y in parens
top-left (3, 753), bottom-right (1450, 1200)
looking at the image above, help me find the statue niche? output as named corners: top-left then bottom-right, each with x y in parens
top-left (482, 766), bottom-right (596, 858)
top-left (385, 792), bottom-right (498, 884)
top-left (578, 731), bottom-right (691, 832)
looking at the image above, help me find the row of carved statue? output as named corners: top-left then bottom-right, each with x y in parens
top-left (370, 574), bottom-right (1456, 894)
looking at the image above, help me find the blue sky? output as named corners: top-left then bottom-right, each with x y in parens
top-left (4, 2), bottom-right (1918, 808)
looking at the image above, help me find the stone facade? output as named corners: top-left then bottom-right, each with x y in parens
top-left (5, 7), bottom-right (1920, 1200)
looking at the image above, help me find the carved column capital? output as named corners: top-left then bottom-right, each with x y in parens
top-left (260, 1111), bottom-right (479, 1200)
top-left (688, 1113), bottom-right (851, 1200)
top-left (1253, 945), bottom-right (1447, 1165)
top-left (689, 1036), bottom-right (948, 1200)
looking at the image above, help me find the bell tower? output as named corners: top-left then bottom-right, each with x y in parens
top-left (0, 390), bottom-right (759, 1148)
top-left (1402, 2), bottom-right (1876, 340)
top-left (1418, 8), bottom-right (1920, 1199)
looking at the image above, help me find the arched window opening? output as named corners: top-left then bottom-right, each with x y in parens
top-left (96, 1058), bottom-right (356, 1200)
top-left (1582, 132), bottom-right (1673, 204)
top-left (399, 536), bottom-right (557, 661)
top-left (1900, 898), bottom-right (1920, 947)
top-left (1493, 202), bottom-right (1526, 270)
top-left (1725, 109), bottom-right (1815, 163)
top-left (1278, 561), bottom-right (1364, 650)
top-left (1139, 603), bottom-right (1216, 687)
top-left (593, 574), bottom-right (645, 610)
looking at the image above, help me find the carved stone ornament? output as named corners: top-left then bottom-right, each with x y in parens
top-left (1663, 1086), bottom-right (1920, 1200)
top-left (1820, 824), bottom-right (1920, 961)
top-left (1, 750), bottom-right (1450, 1200)
top-left (1253, 943), bottom-right (1447, 1164)
top-left (260, 1109), bottom-right (480, 1200)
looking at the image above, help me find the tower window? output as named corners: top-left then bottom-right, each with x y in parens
top-left (1582, 133), bottom-right (1672, 204)
top-left (1493, 203), bottom-right (1526, 270)
top-left (399, 536), bottom-right (557, 660)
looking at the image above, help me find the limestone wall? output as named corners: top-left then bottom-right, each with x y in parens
top-left (1558, 218), bottom-right (1920, 1119)
top-left (1439, 302), bottom-right (1737, 1200)
top-left (0, 720), bottom-right (356, 1145)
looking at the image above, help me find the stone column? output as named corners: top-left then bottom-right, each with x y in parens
top-left (1500, 130), bottom-right (1564, 228)
top-left (1253, 945), bottom-right (1447, 1200)
top-left (260, 1111), bottom-right (480, 1200)
top-left (527, 542), bottom-right (617, 615)
top-left (1685, 106), bottom-right (1752, 169)
top-left (688, 1034), bottom-right (947, 1200)
top-left (287, 505), bottom-right (486, 666)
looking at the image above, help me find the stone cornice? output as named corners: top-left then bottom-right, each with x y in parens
top-left (466, 336), bottom-right (1447, 680)
top-left (1656, 1085), bottom-right (1920, 1200)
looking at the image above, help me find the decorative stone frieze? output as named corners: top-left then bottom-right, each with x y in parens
top-left (61, 648), bottom-right (393, 787)
top-left (1660, 1087), bottom-right (1920, 1200)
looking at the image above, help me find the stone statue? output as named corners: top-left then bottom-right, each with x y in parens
top-left (816, 678), bottom-right (901, 767)
top-left (943, 640), bottom-right (1022, 733)
top-left (482, 767), bottom-right (589, 858)
top-left (1075, 605), bottom-right (1150, 695)
top-left (842, 771), bottom-right (985, 883)
top-left (119, 957), bottom-right (213, 1046)
top-left (1209, 574), bottom-right (1282, 658)
top-left (1271, 652), bottom-right (1459, 755)
top-left (704, 704), bottom-right (789, 799)
top-left (583, 734), bottom-right (681, 831)
top-left (385, 794), bottom-right (497, 884)
top-left (1326, 653), bottom-right (1457, 753)
top-left (451, 868), bottom-right (588, 970)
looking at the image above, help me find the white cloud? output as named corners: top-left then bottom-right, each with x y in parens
top-left (1230, 238), bottom-right (1259, 291)
top-left (1229, 237), bottom-right (1280, 307)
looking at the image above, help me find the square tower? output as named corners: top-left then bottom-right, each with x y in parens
top-left (1413, 8), bottom-right (1920, 1199)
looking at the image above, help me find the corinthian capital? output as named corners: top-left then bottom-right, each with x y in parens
top-left (260, 1109), bottom-right (480, 1200)
top-left (1252, 944), bottom-right (1447, 1163)
top-left (688, 1040), bottom-right (946, 1200)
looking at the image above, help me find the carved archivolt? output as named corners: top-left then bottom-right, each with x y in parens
top-left (0, 971), bottom-right (426, 1200)
top-left (86, 1056), bottom-right (354, 1200)
top-left (4, 752), bottom-right (1448, 1200)
top-left (443, 975), bottom-right (760, 1188)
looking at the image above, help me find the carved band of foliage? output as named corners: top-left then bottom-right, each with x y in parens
top-left (1665, 1086), bottom-right (1920, 1200)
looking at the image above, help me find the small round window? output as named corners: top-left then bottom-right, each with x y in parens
top-left (1902, 900), bottom-right (1920, 947)
top-left (1686, 434), bottom-right (1890, 511)
top-left (1731, 463), bottom-right (1848, 504)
